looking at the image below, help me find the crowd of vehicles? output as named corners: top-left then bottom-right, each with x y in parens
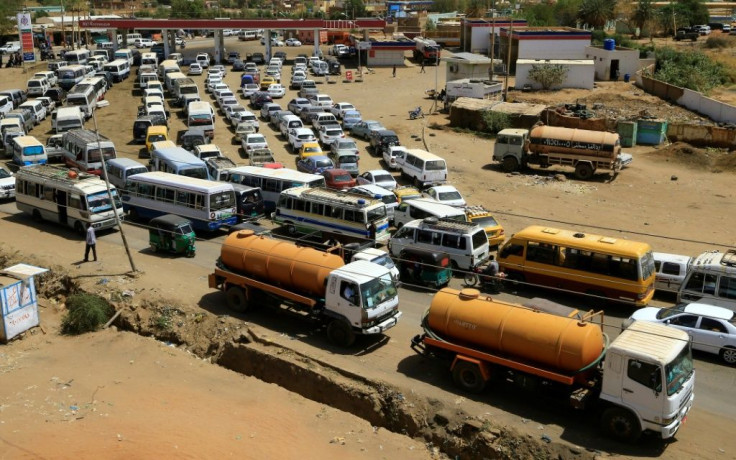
top-left (7, 33), bottom-right (736, 449)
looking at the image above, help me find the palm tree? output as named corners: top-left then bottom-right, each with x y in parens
top-left (633, 0), bottom-right (655, 36)
top-left (578, 0), bottom-right (616, 29)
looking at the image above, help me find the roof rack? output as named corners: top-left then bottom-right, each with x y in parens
top-left (464, 205), bottom-right (491, 215)
top-left (17, 164), bottom-right (98, 183)
top-left (722, 249), bottom-right (736, 267)
top-left (421, 217), bottom-right (478, 233)
top-left (300, 187), bottom-right (376, 208)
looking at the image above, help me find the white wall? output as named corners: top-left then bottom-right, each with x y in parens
top-left (446, 62), bottom-right (492, 81)
top-left (367, 49), bottom-right (406, 67)
top-left (585, 47), bottom-right (640, 81)
top-left (519, 39), bottom-right (589, 60)
top-left (515, 61), bottom-right (594, 90)
top-left (470, 27), bottom-right (491, 53)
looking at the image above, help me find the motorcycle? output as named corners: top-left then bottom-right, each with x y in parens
top-left (464, 263), bottom-right (505, 293)
top-left (409, 106), bottom-right (424, 120)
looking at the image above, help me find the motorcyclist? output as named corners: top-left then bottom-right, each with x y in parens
top-left (481, 255), bottom-right (503, 294)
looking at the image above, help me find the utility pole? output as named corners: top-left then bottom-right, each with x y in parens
top-left (502, 17), bottom-right (513, 102)
top-left (489, 0), bottom-right (496, 82)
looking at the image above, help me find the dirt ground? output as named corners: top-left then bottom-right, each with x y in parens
top-left (1, 41), bottom-right (736, 459)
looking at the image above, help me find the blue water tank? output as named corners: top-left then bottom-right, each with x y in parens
top-left (603, 39), bottom-right (616, 51)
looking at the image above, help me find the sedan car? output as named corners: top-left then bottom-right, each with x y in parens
top-left (242, 133), bottom-right (269, 157)
top-left (224, 104), bottom-right (248, 124)
top-left (322, 169), bottom-right (356, 190)
top-left (285, 38), bottom-right (302, 46)
top-left (188, 63), bottom-right (203, 75)
top-left (356, 169), bottom-right (398, 191)
top-left (212, 64), bottom-right (227, 77)
top-left (318, 125), bottom-right (345, 146)
top-left (287, 98), bottom-right (311, 115)
top-left (242, 83), bottom-right (260, 98)
top-left (260, 102), bottom-right (281, 120)
top-left (250, 91), bottom-right (273, 109)
top-left (625, 302), bottom-right (736, 364)
top-left (297, 155), bottom-right (334, 175)
top-left (330, 102), bottom-right (356, 119)
top-left (267, 84), bottom-right (286, 98)
top-left (299, 141), bottom-right (323, 160)
top-left (251, 52), bottom-right (265, 65)
top-left (424, 185), bottom-right (466, 207)
top-left (226, 51), bottom-right (241, 64)
top-left (341, 110), bottom-right (362, 131)
top-left (330, 139), bottom-right (359, 157)
top-left (232, 59), bottom-right (245, 71)
top-left (351, 120), bottom-right (385, 140)
top-left (290, 74), bottom-right (306, 90)
top-left (288, 127), bottom-right (317, 152)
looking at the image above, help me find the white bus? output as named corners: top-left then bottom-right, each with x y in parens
top-left (226, 166), bottom-right (325, 211)
top-left (15, 164), bottom-right (123, 234)
top-left (122, 171), bottom-right (237, 232)
top-left (126, 33), bottom-right (142, 44)
top-left (62, 129), bottom-right (117, 175)
top-left (75, 76), bottom-right (108, 102)
top-left (64, 49), bottom-right (91, 66)
top-left (103, 59), bottom-right (130, 82)
top-left (113, 48), bottom-right (134, 67)
top-left (238, 30), bottom-right (257, 41)
top-left (65, 86), bottom-right (97, 119)
top-left (57, 65), bottom-right (88, 90)
top-left (12, 136), bottom-right (47, 166)
top-left (274, 186), bottom-right (391, 244)
top-left (150, 146), bottom-right (210, 180)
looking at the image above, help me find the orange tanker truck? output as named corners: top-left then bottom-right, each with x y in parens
top-left (492, 125), bottom-right (630, 180)
top-left (208, 230), bottom-right (402, 346)
top-left (411, 288), bottom-right (695, 442)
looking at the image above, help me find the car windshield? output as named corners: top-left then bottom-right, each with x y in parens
top-left (315, 159), bottom-right (332, 167)
top-left (249, 136), bottom-right (266, 144)
top-left (304, 147), bottom-right (320, 153)
top-left (0, 169), bottom-right (11, 179)
top-left (439, 191), bottom-right (462, 201)
top-left (326, 130), bottom-right (342, 136)
top-left (374, 174), bottom-right (393, 183)
top-left (381, 195), bottom-right (398, 205)
top-left (472, 216), bottom-right (499, 227)
top-left (359, 273), bottom-right (397, 310)
top-left (333, 173), bottom-right (352, 182)
top-left (665, 344), bottom-right (694, 396)
top-left (657, 304), bottom-right (688, 320)
top-left (181, 166), bottom-right (208, 180)
top-left (371, 254), bottom-right (396, 269)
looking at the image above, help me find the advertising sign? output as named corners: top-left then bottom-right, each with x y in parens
top-left (0, 264), bottom-right (48, 342)
top-left (345, 70), bottom-right (353, 81)
top-left (17, 12), bottom-right (35, 63)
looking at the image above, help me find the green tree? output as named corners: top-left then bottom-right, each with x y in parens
top-left (633, 0), bottom-right (655, 35)
top-left (465, 0), bottom-right (485, 17)
top-left (677, 0), bottom-right (709, 25)
top-left (523, 2), bottom-right (557, 27)
top-left (527, 63), bottom-right (569, 89)
top-left (432, 0), bottom-right (457, 13)
top-left (652, 47), bottom-right (728, 93)
top-left (171, 0), bottom-right (205, 18)
top-left (553, 0), bottom-right (582, 27)
top-left (578, 0), bottom-right (616, 28)
top-left (342, 0), bottom-right (366, 18)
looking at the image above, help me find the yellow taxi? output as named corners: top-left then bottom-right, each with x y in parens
top-left (260, 75), bottom-right (276, 90)
top-left (392, 185), bottom-right (422, 203)
top-left (298, 142), bottom-right (323, 160)
top-left (145, 125), bottom-right (170, 155)
top-left (464, 205), bottom-right (505, 249)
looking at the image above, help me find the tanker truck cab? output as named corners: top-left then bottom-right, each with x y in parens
top-left (492, 129), bottom-right (528, 172)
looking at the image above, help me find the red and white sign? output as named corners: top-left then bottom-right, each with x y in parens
top-left (345, 71), bottom-right (353, 81)
top-left (17, 12), bottom-right (35, 63)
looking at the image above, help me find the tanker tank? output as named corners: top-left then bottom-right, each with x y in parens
top-left (528, 126), bottom-right (620, 161)
top-left (427, 288), bottom-right (604, 373)
top-left (221, 231), bottom-right (345, 298)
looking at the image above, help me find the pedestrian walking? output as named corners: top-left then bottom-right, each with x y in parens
top-left (392, 64), bottom-right (396, 77)
top-left (84, 223), bottom-right (97, 262)
top-left (420, 61), bottom-right (425, 73)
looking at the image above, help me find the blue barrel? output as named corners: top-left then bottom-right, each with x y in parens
top-left (623, 73), bottom-right (631, 83)
top-left (603, 39), bottom-right (615, 51)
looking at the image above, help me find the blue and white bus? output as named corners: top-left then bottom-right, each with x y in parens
top-left (150, 146), bottom-right (210, 180)
top-left (57, 65), bottom-right (88, 90)
top-left (64, 49), bottom-right (91, 66)
top-left (122, 172), bottom-right (237, 232)
top-left (273, 186), bottom-right (391, 245)
top-left (226, 166), bottom-right (325, 211)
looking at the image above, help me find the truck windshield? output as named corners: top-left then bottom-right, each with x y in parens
top-left (87, 190), bottom-right (121, 213)
top-left (189, 114), bottom-right (213, 125)
top-left (665, 344), bottom-right (694, 396)
top-left (360, 273), bottom-right (397, 310)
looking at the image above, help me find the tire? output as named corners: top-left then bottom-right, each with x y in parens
top-left (32, 209), bottom-right (43, 222)
top-left (129, 208), bottom-right (140, 222)
top-left (452, 360), bottom-right (486, 393)
top-left (502, 156), bottom-right (519, 173)
top-left (464, 272), bottom-right (479, 287)
top-left (225, 285), bottom-right (249, 313)
top-left (286, 222), bottom-right (298, 235)
top-left (150, 243), bottom-right (158, 253)
top-left (327, 320), bottom-right (356, 347)
top-left (575, 163), bottom-right (594, 180)
top-left (720, 347), bottom-right (736, 365)
top-left (74, 221), bottom-right (85, 235)
top-left (600, 407), bottom-right (641, 442)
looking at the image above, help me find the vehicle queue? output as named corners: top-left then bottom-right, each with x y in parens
top-left (0, 30), bottom-right (733, 445)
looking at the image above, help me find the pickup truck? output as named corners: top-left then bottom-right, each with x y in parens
top-left (0, 42), bottom-right (21, 54)
top-left (674, 29), bottom-right (699, 41)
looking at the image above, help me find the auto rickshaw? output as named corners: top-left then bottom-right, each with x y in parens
top-left (398, 248), bottom-right (452, 288)
top-left (149, 214), bottom-right (196, 257)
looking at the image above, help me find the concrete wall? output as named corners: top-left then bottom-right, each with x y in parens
top-left (470, 26), bottom-right (491, 53)
top-left (637, 66), bottom-right (736, 124)
top-left (667, 123), bottom-right (736, 148)
top-left (446, 63), bottom-right (492, 81)
top-left (585, 47), bottom-right (640, 81)
top-left (519, 39), bottom-right (588, 60)
top-left (541, 109), bottom-right (610, 131)
top-left (367, 49), bottom-right (405, 67)
top-left (515, 61), bottom-right (594, 90)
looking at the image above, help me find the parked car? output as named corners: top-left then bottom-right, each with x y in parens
top-left (368, 129), bottom-right (400, 156)
top-left (260, 75), bottom-right (277, 90)
top-left (0, 166), bottom-right (15, 200)
top-left (251, 52), bottom-right (265, 65)
top-left (356, 169), bottom-right (397, 190)
top-left (260, 102), bottom-right (281, 120)
top-left (195, 53), bottom-right (210, 68)
top-left (318, 124), bottom-right (345, 146)
top-left (233, 122), bottom-right (257, 144)
top-left (297, 155), bottom-right (334, 174)
top-left (624, 302), bottom-right (736, 364)
top-left (322, 169), bottom-right (356, 190)
top-left (424, 185), bottom-right (467, 207)
top-left (330, 102), bottom-right (356, 119)
top-left (232, 59), bottom-right (245, 71)
top-left (250, 91), bottom-right (273, 109)
top-left (288, 127), bottom-right (317, 152)
top-left (226, 51), bottom-right (241, 64)
top-left (242, 133), bottom-right (269, 157)
top-left (328, 150), bottom-right (360, 177)
top-left (298, 141), bottom-right (323, 160)
top-left (351, 120), bottom-right (385, 140)
top-left (383, 145), bottom-right (407, 170)
top-left (242, 83), bottom-right (260, 98)
top-left (341, 110), bottom-right (362, 131)
top-left (285, 38), bottom-right (302, 46)
top-left (330, 139), bottom-right (359, 158)
top-left (267, 84), bottom-right (286, 98)
top-left (287, 98), bottom-right (311, 115)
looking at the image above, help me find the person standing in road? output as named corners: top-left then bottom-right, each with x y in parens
top-left (84, 223), bottom-right (97, 262)
top-left (392, 64), bottom-right (396, 77)
top-left (420, 61), bottom-right (425, 73)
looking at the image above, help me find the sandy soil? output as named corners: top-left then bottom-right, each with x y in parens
top-left (1, 42), bottom-right (736, 459)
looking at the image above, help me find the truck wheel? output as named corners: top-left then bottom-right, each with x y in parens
top-left (129, 208), bottom-right (140, 222)
top-left (575, 163), bottom-right (594, 180)
top-left (720, 347), bottom-right (736, 365)
top-left (452, 360), bottom-right (486, 393)
top-left (601, 407), bottom-right (641, 442)
top-left (502, 156), bottom-right (519, 172)
top-left (286, 223), bottom-right (298, 235)
top-left (327, 320), bottom-right (356, 347)
top-left (225, 285), bottom-right (249, 313)
top-left (32, 209), bottom-right (43, 222)
top-left (74, 221), bottom-right (85, 235)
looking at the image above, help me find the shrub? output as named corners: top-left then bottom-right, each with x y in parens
top-left (481, 110), bottom-right (511, 134)
top-left (704, 36), bottom-right (730, 49)
top-left (61, 293), bottom-right (114, 335)
top-left (528, 63), bottom-right (569, 90)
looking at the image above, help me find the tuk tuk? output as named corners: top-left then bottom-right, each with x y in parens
top-left (398, 248), bottom-right (452, 288)
top-left (149, 214), bottom-right (196, 257)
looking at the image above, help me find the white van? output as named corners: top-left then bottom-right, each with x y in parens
top-left (11, 136), bottom-right (47, 166)
top-left (114, 48), bottom-right (134, 67)
top-left (653, 252), bottom-right (692, 294)
top-left (19, 100), bottom-right (47, 125)
top-left (395, 149), bottom-right (448, 188)
top-left (279, 114), bottom-right (303, 137)
top-left (393, 199), bottom-right (466, 229)
top-left (678, 249), bottom-right (736, 310)
top-left (141, 52), bottom-right (158, 67)
top-left (26, 77), bottom-right (50, 97)
top-left (103, 59), bottom-right (131, 82)
top-left (0, 95), bottom-right (13, 116)
top-left (388, 217), bottom-right (490, 270)
top-left (105, 158), bottom-right (149, 189)
top-left (54, 106), bottom-right (84, 133)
